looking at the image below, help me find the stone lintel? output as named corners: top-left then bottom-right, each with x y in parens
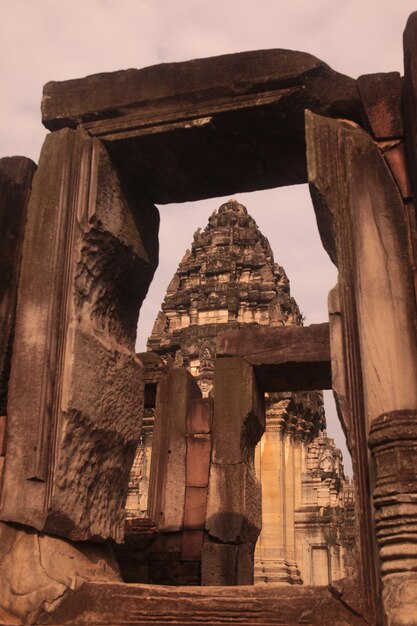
top-left (216, 323), bottom-right (331, 391)
top-left (41, 51), bottom-right (360, 204)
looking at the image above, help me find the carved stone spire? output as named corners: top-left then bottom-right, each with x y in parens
top-left (147, 199), bottom-right (303, 397)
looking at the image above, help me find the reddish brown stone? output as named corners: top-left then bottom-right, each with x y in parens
top-left (35, 579), bottom-right (369, 625)
top-left (216, 324), bottom-right (332, 392)
top-left (0, 416), bottom-right (6, 456)
top-left (0, 157), bottom-right (37, 416)
top-left (183, 487), bottom-right (207, 530)
top-left (150, 533), bottom-right (183, 554)
top-left (186, 434), bottom-right (211, 487)
top-left (383, 142), bottom-right (413, 200)
top-left (186, 398), bottom-right (212, 434)
top-left (201, 541), bottom-right (238, 585)
top-left (357, 72), bottom-right (404, 139)
top-left (181, 530), bottom-right (204, 562)
top-left (42, 51), bottom-right (361, 204)
top-left (237, 542), bottom-right (255, 585)
top-left (0, 456), bottom-right (4, 483)
top-left (403, 12), bottom-right (417, 203)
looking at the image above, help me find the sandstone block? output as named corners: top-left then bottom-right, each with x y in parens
top-left (181, 530), bottom-right (204, 561)
top-left (212, 357), bottom-right (264, 465)
top-left (201, 541), bottom-right (238, 586)
top-left (0, 521), bottom-right (120, 625)
top-left (206, 462), bottom-right (261, 544)
top-left (183, 487), bottom-right (207, 530)
top-left (0, 416), bottom-right (6, 455)
top-left (237, 542), bottom-right (255, 585)
top-left (186, 398), bottom-right (213, 433)
top-left (149, 367), bottom-right (201, 531)
top-left (0, 157), bottom-right (36, 416)
top-left (186, 433), bottom-right (211, 487)
top-left (0, 129), bottom-right (159, 542)
top-left (357, 72), bottom-right (404, 139)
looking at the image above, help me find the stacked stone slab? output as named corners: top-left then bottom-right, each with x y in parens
top-left (128, 199), bottom-right (354, 585)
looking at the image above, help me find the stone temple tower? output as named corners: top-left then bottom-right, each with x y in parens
top-left (128, 200), bottom-right (355, 585)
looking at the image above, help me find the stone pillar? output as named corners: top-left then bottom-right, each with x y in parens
top-left (0, 157), bottom-right (36, 502)
top-left (0, 157), bottom-right (36, 418)
top-left (255, 412), bottom-right (293, 583)
top-left (307, 110), bottom-right (417, 625)
top-left (203, 357), bottom-right (264, 585)
top-left (0, 129), bottom-right (159, 541)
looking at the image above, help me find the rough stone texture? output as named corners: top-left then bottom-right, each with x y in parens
top-left (35, 580), bottom-right (369, 625)
top-left (186, 434), bottom-right (211, 487)
top-left (212, 357), bottom-right (264, 465)
top-left (237, 542), bottom-right (256, 585)
top-left (0, 415), bottom-right (6, 455)
top-left (181, 530), bottom-right (204, 562)
top-left (357, 72), bottom-right (404, 139)
top-left (216, 322), bottom-right (332, 391)
top-left (201, 541), bottom-right (238, 586)
top-left (148, 367), bottom-right (201, 532)
top-left (368, 411), bottom-right (417, 626)
top-left (0, 129), bottom-right (159, 542)
top-left (0, 521), bottom-right (120, 625)
top-left (404, 12), bottom-right (417, 204)
top-left (0, 156), bottom-right (36, 416)
top-left (307, 109), bottom-right (417, 625)
top-left (206, 462), bottom-right (262, 544)
top-left (137, 200), bottom-right (353, 588)
top-left (41, 51), bottom-right (361, 204)
top-left (186, 398), bottom-right (212, 434)
top-left (183, 487), bottom-right (207, 530)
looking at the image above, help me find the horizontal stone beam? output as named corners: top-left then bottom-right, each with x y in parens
top-left (41, 50), bottom-right (360, 204)
top-left (216, 323), bottom-right (331, 391)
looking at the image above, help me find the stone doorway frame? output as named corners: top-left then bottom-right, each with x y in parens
top-left (3, 15), bottom-right (417, 625)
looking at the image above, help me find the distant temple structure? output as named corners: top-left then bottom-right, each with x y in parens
top-left (126, 199), bottom-right (355, 585)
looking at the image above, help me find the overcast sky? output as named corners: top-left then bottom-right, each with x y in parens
top-left (2, 0), bottom-right (416, 475)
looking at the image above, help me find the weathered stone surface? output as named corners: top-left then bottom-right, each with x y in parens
top-left (201, 541), bottom-right (238, 586)
top-left (216, 323), bottom-right (332, 391)
top-left (212, 357), bottom-right (264, 465)
top-left (148, 367), bottom-right (201, 531)
top-left (186, 398), bottom-right (212, 434)
top-left (0, 415), bottom-right (6, 456)
top-left (206, 463), bottom-right (262, 544)
top-left (41, 52), bottom-right (360, 204)
top-left (0, 156), bottom-right (36, 416)
top-left (307, 109), bottom-right (417, 624)
top-left (0, 128), bottom-right (159, 542)
top-left (237, 542), bottom-right (256, 585)
top-left (183, 487), bottom-right (207, 530)
top-left (357, 72), bottom-right (404, 139)
top-left (0, 521), bottom-right (120, 625)
top-left (404, 12), bottom-right (417, 204)
top-left (181, 530), bottom-right (204, 562)
top-left (34, 580), bottom-right (369, 625)
top-left (186, 433), bottom-right (211, 487)
top-left (383, 141), bottom-right (413, 200)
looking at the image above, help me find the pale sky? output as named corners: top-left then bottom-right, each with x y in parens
top-left (2, 0), bottom-right (416, 475)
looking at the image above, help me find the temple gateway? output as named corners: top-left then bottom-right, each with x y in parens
top-left (1, 11), bottom-right (417, 626)
top-left (123, 199), bottom-right (355, 586)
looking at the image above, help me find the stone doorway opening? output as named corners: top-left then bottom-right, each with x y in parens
top-left (119, 187), bottom-right (355, 587)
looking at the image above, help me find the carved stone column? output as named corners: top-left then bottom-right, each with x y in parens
top-left (254, 411), bottom-right (296, 583)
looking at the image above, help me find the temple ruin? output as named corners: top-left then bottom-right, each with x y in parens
top-left (1, 11), bottom-right (417, 626)
top-left (122, 199), bottom-right (355, 586)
